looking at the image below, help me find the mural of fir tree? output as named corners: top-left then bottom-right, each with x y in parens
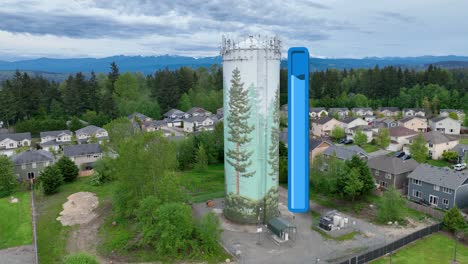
top-left (226, 67), bottom-right (255, 195)
top-left (268, 90), bottom-right (280, 182)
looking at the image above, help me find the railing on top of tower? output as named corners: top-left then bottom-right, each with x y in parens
top-left (220, 35), bottom-right (282, 56)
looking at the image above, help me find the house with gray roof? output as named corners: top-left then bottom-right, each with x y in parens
top-left (323, 145), bottom-right (368, 161)
top-left (183, 115), bottom-right (216, 133)
top-left (309, 107), bottom-right (328, 119)
top-left (351, 108), bottom-right (373, 117)
top-left (440, 109), bottom-right (465, 123)
top-left (368, 155), bottom-right (419, 192)
top-left (377, 107), bottom-right (400, 117)
top-left (63, 143), bottom-right (103, 170)
top-left (405, 131), bottom-right (459, 160)
top-left (10, 150), bottom-right (54, 181)
top-left (75, 125), bottom-right (109, 144)
top-left (309, 138), bottom-right (332, 163)
top-left (328, 108), bottom-right (349, 119)
top-left (403, 108), bottom-right (426, 117)
top-left (163, 109), bottom-right (186, 119)
top-left (452, 144), bottom-right (468, 164)
top-left (128, 112), bottom-right (152, 123)
top-left (142, 120), bottom-right (168, 132)
top-left (429, 116), bottom-right (460, 135)
top-left (40, 130), bottom-right (72, 151)
top-left (0, 132), bottom-right (32, 157)
top-left (407, 164), bottom-right (468, 210)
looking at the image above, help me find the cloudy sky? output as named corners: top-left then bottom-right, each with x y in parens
top-left (1, 0), bottom-right (467, 60)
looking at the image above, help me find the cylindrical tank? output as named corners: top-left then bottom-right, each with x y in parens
top-left (222, 35), bottom-right (281, 224)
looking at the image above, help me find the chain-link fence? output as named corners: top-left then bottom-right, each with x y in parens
top-left (335, 222), bottom-right (442, 264)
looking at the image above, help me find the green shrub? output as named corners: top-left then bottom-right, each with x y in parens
top-left (56, 156), bottom-right (79, 182)
top-left (63, 252), bottom-right (99, 264)
top-left (197, 212), bottom-right (222, 255)
top-left (0, 156), bottom-right (17, 198)
top-left (443, 207), bottom-right (467, 232)
top-left (39, 165), bottom-right (63, 195)
top-left (377, 187), bottom-right (407, 223)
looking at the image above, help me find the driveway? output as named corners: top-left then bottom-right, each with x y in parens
top-left (0, 245), bottom-right (34, 264)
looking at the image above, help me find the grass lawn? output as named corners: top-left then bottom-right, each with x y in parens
top-left (179, 164), bottom-right (225, 203)
top-left (36, 177), bottom-right (116, 264)
top-left (426, 159), bottom-right (452, 167)
top-left (460, 138), bottom-right (468, 144)
top-left (372, 233), bottom-right (468, 264)
top-left (0, 192), bottom-right (32, 249)
top-left (361, 144), bottom-right (380, 153)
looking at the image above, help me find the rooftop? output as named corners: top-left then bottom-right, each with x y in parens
top-left (0, 132), bottom-right (32, 142)
top-left (11, 150), bottom-right (54, 164)
top-left (63, 143), bottom-right (102, 157)
top-left (40, 130), bottom-right (72, 138)
top-left (408, 131), bottom-right (458, 144)
top-left (389, 126), bottom-right (418, 137)
top-left (368, 155), bottom-right (419, 175)
top-left (408, 164), bottom-right (468, 189)
top-left (75, 125), bottom-right (106, 135)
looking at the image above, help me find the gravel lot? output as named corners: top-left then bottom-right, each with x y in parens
top-left (0, 245), bottom-right (34, 264)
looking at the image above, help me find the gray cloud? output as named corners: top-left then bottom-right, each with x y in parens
top-left (377, 11), bottom-right (416, 23)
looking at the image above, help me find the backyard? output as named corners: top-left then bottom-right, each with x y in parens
top-left (361, 144), bottom-right (380, 153)
top-left (179, 164), bottom-right (225, 203)
top-left (426, 159), bottom-right (452, 167)
top-left (35, 177), bottom-right (116, 264)
top-left (0, 192), bottom-right (32, 249)
top-left (460, 138), bottom-right (468, 145)
top-left (372, 233), bottom-right (468, 264)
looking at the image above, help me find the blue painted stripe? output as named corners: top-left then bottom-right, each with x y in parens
top-left (288, 47), bottom-right (309, 213)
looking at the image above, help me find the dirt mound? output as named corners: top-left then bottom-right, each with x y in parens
top-left (57, 192), bottom-right (99, 226)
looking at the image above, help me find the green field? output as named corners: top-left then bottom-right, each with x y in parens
top-left (0, 192), bottom-right (32, 249)
top-left (361, 144), bottom-right (380, 153)
top-left (179, 164), bottom-right (225, 203)
top-left (460, 138), bottom-right (468, 144)
top-left (426, 159), bottom-right (452, 167)
top-left (372, 233), bottom-right (468, 264)
top-left (36, 177), bottom-right (115, 264)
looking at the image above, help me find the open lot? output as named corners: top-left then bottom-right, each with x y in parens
top-left (372, 233), bottom-right (468, 264)
top-left (0, 192), bottom-right (32, 249)
top-left (35, 177), bottom-right (115, 263)
top-left (179, 164), bottom-right (225, 203)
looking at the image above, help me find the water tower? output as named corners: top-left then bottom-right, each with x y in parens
top-left (221, 35), bottom-right (281, 224)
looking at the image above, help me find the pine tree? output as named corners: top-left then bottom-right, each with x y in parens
top-left (268, 90), bottom-right (280, 181)
top-left (0, 156), bottom-right (17, 198)
top-left (194, 144), bottom-right (208, 172)
top-left (56, 156), bottom-right (79, 182)
top-left (226, 68), bottom-right (255, 195)
top-left (178, 93), bottom-right (192, 112)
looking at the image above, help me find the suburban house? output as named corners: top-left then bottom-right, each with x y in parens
top-left (367, 155), bottom-right (419, 192)
top-left (328, 108), bottom-right (350, 119)
top-left (128, 112), bottom-right (152, 123)
top-left (351, 108), bottom-right (373, 117)
top-left (342, 117), bottom-right (368, 133)
top-left (405, 131), bottom-right (459, 160)
top-left (363, 115), bottom-right (376, 123)
top-left (403, 108), bottom-right (426, 117)
top-left (63, 143), bottom-right (103, 170)
top-left (440, 109), bottom-right (465, 123)
top-left (75, 125), bottom-right (109, 144)
top-left (398, 116), bottom-right (427, 132)
top-left (452, 144), bottom-right (468, 163)
top-left (377, 107), bottom-right (400, 117)
top-left (216, 108), bottom-right (224, 120)
top-left (387, 126), bottom-right (418, 152)
top-left (372, 118), bottom-right (398, 130)
top-left (309, 138), bottom-right (332, 163)
top-left (323, 145), bottom-right (369, 161)
top-left (186, 107), bottom-right (212, 117)
top-left (309, 107), bottom-right (328, 119)
top-left (142, 120), bottom-right (168, 132)
top-left (0, 133), bottom-right (32, 157)
top-left (40, 130), bottom-right (72, 151)
top-left (163, 109), bottom-right (186, 119)
top-left (429, 116), bottom-right (461, 135)
top-left (183, 116), bottom-right (216, 132)
top-left (311, 117), bottom-right (345, 137)
top-left (347, 125), bottom-right (373, 143)
top-left (407, 164), bottom-right (468, 210)
top-left (11, 150), bottom-right (54, 181)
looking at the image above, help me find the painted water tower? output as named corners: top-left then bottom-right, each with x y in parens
top-left (221, 35), bottom-right (281, 224)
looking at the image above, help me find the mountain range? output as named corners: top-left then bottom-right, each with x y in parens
top-left (1, 55), bottom-right (468, 82)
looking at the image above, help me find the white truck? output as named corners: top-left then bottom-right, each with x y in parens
top-left (454, 163), bottom-right (467, 171)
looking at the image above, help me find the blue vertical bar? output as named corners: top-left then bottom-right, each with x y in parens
top-left (288, 47), bottom-right (309, 213)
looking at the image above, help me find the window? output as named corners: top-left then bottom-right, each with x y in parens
top-left (375, 170), bottom-right (380, 176)
top-left (45, 161), bottom-right (49, 166)
top-left (27, 172), bottom-right (35, 179)
top-left (429, 195), bottom-right (439, 206)
top-left (380, 181), bottom-right (388, 188)
top-left (433, 185), bottom-right (440, 191)
top-left (385, 173), bottom-right (392, 179)
top-left (413, 190), bottom-right (422, 198)
top-left (87, 155), bottom-right (91, 158)
top-left (21, 164), bottom-right (26, 170)
top-left (32, 162), bottom-right (36, 168)
top-left (93, 154), bottom-right (100, 158)
top-left (442, 187), bottom-right (453, 194)
top-left (443, 199), bottom-right (449, 206)
top-left (9, 143), bottom-right (14, 147)
top-left (412, 179), bottom-right (422, 185)
top-left (429, 143), bottom-right (433, 148)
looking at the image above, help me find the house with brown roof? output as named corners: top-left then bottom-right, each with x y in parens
top-left (368, 155), bottom-right (419, 192)
top-left (405, 131), bottom-right (459, 160)
top-left (398, 116), bottom-right (427, 132)
top-left (309, 138), bottom-right (332, 163)
top-left (387, 126), bottom-right (418, 152)
top-left (311, 117), bottom-right (345, 137)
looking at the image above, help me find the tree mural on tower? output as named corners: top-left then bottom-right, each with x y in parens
top-left (226, 67), bottom-right (255, 195)
top-left (268, 90), bottom-right (280, 181)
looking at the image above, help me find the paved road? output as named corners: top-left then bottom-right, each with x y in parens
top-left (0, 245), bottom-right (35, 264)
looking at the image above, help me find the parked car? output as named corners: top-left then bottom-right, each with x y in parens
top-left (402, 154), bottom-right (412, 160)
top-left (454, 163), bottom-right (467, 171)
top-left (343, 139), bottom-right (354, 145)
top-left (338, 138), bottom-right (347, 144)
top-left (395, 151), bottom-right (405, 158)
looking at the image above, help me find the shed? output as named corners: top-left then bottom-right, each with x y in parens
top-left (267, 217), bottom-right (296, 242)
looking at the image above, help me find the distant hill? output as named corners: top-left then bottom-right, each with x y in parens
top-left (1, 55), bottom-right (468, 78)
top-left (0, 70), bottom-right (71, 83)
